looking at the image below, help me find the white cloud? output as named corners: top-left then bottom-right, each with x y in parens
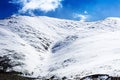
top-left (73, 13), bottom-right (90, 22)
top-left (10, 0), bottom-right (63, 13)
top-left (84, 11), bottom-right (88, 14)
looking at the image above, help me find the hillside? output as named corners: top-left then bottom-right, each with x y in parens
top-left (0, 16), bottom-right (120, 79)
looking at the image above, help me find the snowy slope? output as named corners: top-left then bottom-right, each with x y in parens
top-left (0, 16), bottom-right (120, 78)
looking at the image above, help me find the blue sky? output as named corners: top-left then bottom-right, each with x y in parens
top-left (0, 0), bottom-right (120, 21)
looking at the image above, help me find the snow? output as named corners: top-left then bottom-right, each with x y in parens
top-left (0, 16), bottom-right (120, 78)
top-left (51, 35), bottom-right (78, 53)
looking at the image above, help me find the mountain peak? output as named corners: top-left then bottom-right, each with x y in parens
top-left (105, 17), bottom-right (120, 20)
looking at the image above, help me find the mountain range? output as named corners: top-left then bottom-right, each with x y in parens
top-left (0, 16), bottom-right (120, 79)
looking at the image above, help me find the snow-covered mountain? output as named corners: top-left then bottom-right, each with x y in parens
top-left (0, 16), bottom-right (120, 79)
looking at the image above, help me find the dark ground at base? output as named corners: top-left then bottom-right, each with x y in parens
top-left (0, 72), bottom-right (37, 80)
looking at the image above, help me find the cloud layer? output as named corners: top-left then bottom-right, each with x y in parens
top-left (11, 0), bottom-right (62, 13)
